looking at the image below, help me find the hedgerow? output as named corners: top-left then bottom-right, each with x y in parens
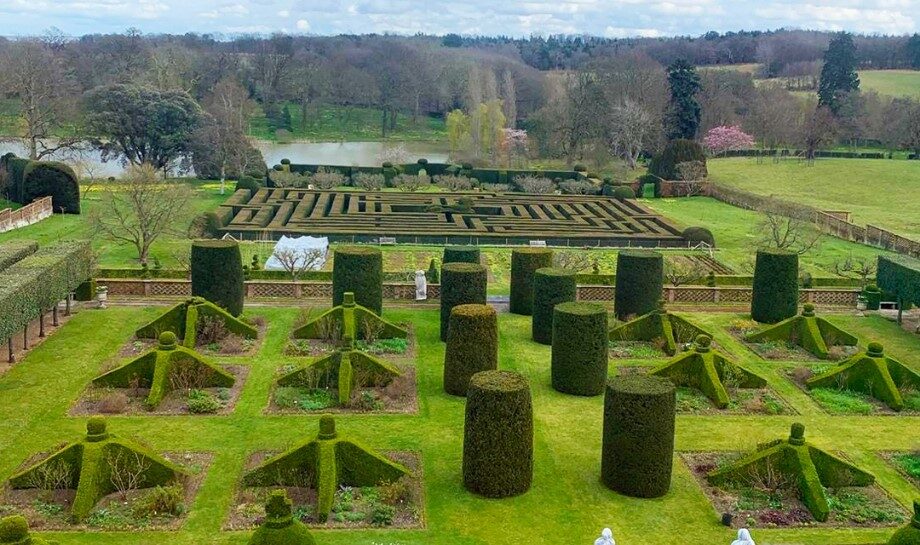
top-left (551, 302), bottom-right (608, 396)
top-left (614, 250), bottom-right (663, 320)
top-left (510, 248), bottom-right (553, 315)
top-left (444, 304), bottom-right (498, 396)
top-left (191, 240), bottom-right (245, 317)
top-left (440, 262), bottom-right (487, 341)
top-left (0, 241), bottom-right (38, 272)
top-left (332, 247), bottom-right (383, 315)
top-left (1, 153), bottom-right (80, 213)
top-left (531, 267), bottom-right (577, 344)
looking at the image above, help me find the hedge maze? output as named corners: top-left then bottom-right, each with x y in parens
top-left (218, 189), bottom-right (688, 246)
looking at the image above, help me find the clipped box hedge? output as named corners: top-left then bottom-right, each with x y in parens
top-left (551, 302), bottom-right (608, 395)
top-left (877, 255), bottom-right (920, 309)
top-left (510, 248), bottom-right (553, 315)
top-left (191, 240), bottom-right (245, 317)
top-left (531, 267), bottom-right (577, 344)
top-left (614, 250), bottom-right (663, 320)
top-left (751, 249), bottom-right (799, 323)
top-left (0, 241), bottom-right (38, 273)
top-left (443, 245), bottom-right (481, 264)
top-left (332, 246), bottom-right (383, 315)
top-left (444, 304), bottom-right (498, 396)
top-left (440, 262), bottom-right (487, 341)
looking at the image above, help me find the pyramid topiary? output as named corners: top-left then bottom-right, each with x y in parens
top-left (7, 418), bottom-right (187, 521)
top-left (191, 239), bottom-right (245, 316)
top-left (0, 514), bottom-right (51, 545)
top-left (707, 423), bottom-right (875, 521)
top-left (614, 251), bottom-right (663, 320)
top-left (531, 267), bottom-right (577, 345)
top-left (444, 304), bottom-right (498, 396)
top-left (93, 331), bottom-right (235, 409)
top-left (745, 303), bottom-right (857, 359)
top-left (292, 292), bottom-right (406, 342)
top-left (887, 500), bottom-right (920, 545)
top-left (806, 342), bottom-right (920, 411)
top-left (608, 303), bottom-right (708, 356)
top-left (243, 415), bottom-right (410, 521)
top-left (135, 297), bottom-right (258, 348)
top-left (649, 335), bottom-right (767, 409)
top-left (247, 490), bottom-right (316, 545)
top-left (332, 247), bottom-right (383, 315)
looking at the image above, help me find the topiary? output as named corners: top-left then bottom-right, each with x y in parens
top-left (751, 249), bottom-right (799, 324)
top-left (510, 248), bottom-right (554, 315)
top-left (191, 239), bottom-right (245, 316)
top-left (462, 370), bottom-right (533, 498)
top-left (682, 226), bottom-right (715, 246)
top-left (74, 279), bottom-right (97, 302)
top-left (602, 375), bottom-right (676, 498)
top-left (444, 304), bottom-right (498, 396)
top-left (426, 259), bottom-right (439, 283)
top-left (417, 158), bottom-right (428, 165)
top-left (247, 490), bottom-right (317, 545)
top-left (440, 263), bottom-right (488, 341)
top-left (236, 175), bottom-right (262, 195)
top-left (531, 267), bottom-right (577, 344)
top-left (22, 160), bottom-right (81, 214)
top-left (0, 514), bottom-right (50, 545)
top-left (443, 246), bottom-right (481, 264)
top-left (573, 163), bottom-right (587, 172)
top-left (551, 302), bottom-right (609, 395)
top-left (611, 186), bottom-right (635, 200)
top-left (614, 250), bottom-right (663, 320)
top-left (648, 139), bottom-right (707, 181)
top-left (887, 500), bottom-right (920, 545)
top-left (280, 158), bottom-right (291, 165)
top-left (332, 247), bottom-right (383, 315)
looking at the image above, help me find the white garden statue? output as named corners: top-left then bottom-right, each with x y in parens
top-left (414, 270), bottom-right (427, 301)
top-left (731, 529), bottom-right (755, 545)
top-left (594, 528), bottom-right (615, 545)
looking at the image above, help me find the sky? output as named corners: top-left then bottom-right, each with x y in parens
top-left (0, 0), bottom-right (916, 38)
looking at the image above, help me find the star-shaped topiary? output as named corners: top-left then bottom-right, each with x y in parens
top-left (609, 304), bottom-right (709, 356)
top-left (292, 292), bottom-right (407, 341)
top-left (135, 297), bottom-right (257, 348)
top-left (745, 303), bottom-right (857, 359)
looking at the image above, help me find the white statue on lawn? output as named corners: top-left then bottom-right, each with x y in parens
top-left (415, 270), bottom-right (427, 301)
top-left (595, 528), bottom-right (615, 545)
top-left (731, 529), bottom-right (755, 545)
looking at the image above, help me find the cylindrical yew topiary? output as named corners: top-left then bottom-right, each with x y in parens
top-left (443, 246), bottom-right (481, 264)
top-left (532, 267), bottom-right (577, 344)
top-left (751, 249), bottom-right (799, 324)
top-left (191, 239), bottom-right (245, 316)
top-left (440, 262), bottom-right (488, 341)
top-left (463, 370), bottom-right (533, 498)
top-left (551, 302), bottom-right (609, 395)
top-left (614, 250), bottom-right (663, 321)
top-left (602, 375), bottom-right (676, 498)
top-left (510, 248), bottom-right (554, 315)
top-left (444, 304), bottom-right (498, 396)
top-left (332, 246), bottom-right (383, 315)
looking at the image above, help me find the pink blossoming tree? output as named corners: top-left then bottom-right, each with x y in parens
top-left (703, 125), bottom-right (756, 155)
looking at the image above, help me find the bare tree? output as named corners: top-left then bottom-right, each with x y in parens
top-left (801, 105), bottom-right (837, 162)
top-left (833, 254), bottom-right (877, 287)
top-left (91, 164), bottom-right (193, 265)
top-left (192, 77), bottom-right (258, 194)
top-left (757, 210), bottom-right (822, 255)
top-left (553, 251), bottom-right (594, 273)
top-left (605, 99), bottom-right (654, 169)
top-left (105, 449), bottom-right (152, 500)
top-left (272, 247), bottom-right (326, 281)
top-left (665, 259), bottom-right (706, 287)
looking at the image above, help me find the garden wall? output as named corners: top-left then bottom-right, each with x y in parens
top-left (0, 197), bottom-right (53, 233)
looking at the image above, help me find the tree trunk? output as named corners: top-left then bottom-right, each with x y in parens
top-left (8, 338), bottom-right (14, 364)
top-left (39, 311), bottom-right (45, 337)
top-left (389, 107), bottom-right (398, 131)
top-left (23, 324), bottom-right (28, 351)
top-left (65, 293), bottom-right (72, 316)
top-left (381, 108), bottom-right (388, 138)
top-left (220, 164), bottom-right (226, 196)
top-left (53, 305), bottom-right (59, 327)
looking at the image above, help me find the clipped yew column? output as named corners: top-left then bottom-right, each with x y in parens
top-left (510, 248), bottom-right (554, 315)
top-left (551, 302), bottom-right (609, 396)
top-left (440, 262), bottom-right (487, 341)
top-left (444, 304), bottom-right (498, 396)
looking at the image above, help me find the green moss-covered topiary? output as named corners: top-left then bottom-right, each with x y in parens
top-left (191, 240), bottom-right (245, 317)
top-left (608, 306), bottom-right (708, 356)
top-left (510, 248), bottom-right (554, 315)
top-left (551, 302), bottom-right (608, 396)
top-left (682, 226), bottom-right (715, 246)
top-left (463, 370), bottom-right (533, 498)
top-left (887, 500), bottom-right (920, 545)
top-left (0, 514), bottom-right (51, 545)
top-left (292, 292), bottom-right (407, 343)
top-left (332, 247), bottom-right (383, 315)
top-left (443, 246), bottom-right (481, 264)
top-left (602, 375), bottom-right (676, 498)
top-left (440, 263), bottom-right (487, 341)
top-left (614, 250), bottom-right (663, 321)
top-left (0, 241), bottom-right (38, 273)
top-left (531, 268), bottom-right (577, 344)
top-left (877, 255), bottom-right (920, 324)
top-left (247, 490), bottom-right (316, 545)
top-left (21, 161), bottom-right (81, 214)
top-left (444, 304), bottom-right (498, 396)
top-left (751, 249), bottom-right (799, 323)
top-left (135, 297), bottom-right (258, 348)
top-left (277, 343), bottom-right (401, 404)
top-left (745, 303), bottom-right (858, 359)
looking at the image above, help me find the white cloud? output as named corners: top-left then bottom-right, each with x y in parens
top-left (295, 18), bottom-right (310, 30)
top-left (277, 9), bottom-right (289, 16)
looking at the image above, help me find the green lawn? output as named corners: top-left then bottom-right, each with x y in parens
top-left (0, 304), bottom-right (917, 544)
top-left (857, 70), bottom-right (920, 98)
top-left (248, 103), bottom-right (447, 142)
top-left (706, 157), bottom-right (920, 239)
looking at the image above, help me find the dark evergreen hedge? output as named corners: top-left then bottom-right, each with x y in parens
top-left (235, 176), bottom-right (262, 195)
top-left (877, 255), bottom-right (920, 309)
top-left (440, 262), bottom-right (488, 341)
top-left (462, 370), bottom-right (533, 498)
top-left (444, 304), bottom-right (498, 396)
top-left (332, 247), bottom-right (383, 315)
top-left (682, 226), bottom-right (715, 246)
top-left (443, 246), bottom-right (481, 264)
top-left (191, 240), bottom-right (245, 316)
top-left (601, 375), bottom-right (676, 498)
top-left (551, 302), bottom-right (609, 395)
top-left (510, 248), bottom-right (553, 315)
top-left (0, 153), bottom-right (80, 213)
top-left (751, 249), bottom-right (799, 323)
top-left (648, 139), bottom-right (707, 180)
top-left (612, 186), bottom-right (636, 200)
top-left (614, 250), bottom-right (663, 320)
top-left (532, 267), bottom-right (577, 344)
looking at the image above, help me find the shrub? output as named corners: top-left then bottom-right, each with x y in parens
top-left (191, 239), bottom-right (245, 316)
top-left (614, 250), bottom-right (663, 320)
top-left (531, 267), bottom-right (577, 345)
top-left (877, 255), bottom-right (920, 310)
top-left (434, 174), bottom-right (474, 191)
top-left (602, 375), bottom-right (676, 498)
top-left (510, 248), bottom-right (554, 315)
top-left (512, 175), bottom-right (554, 194)
top-left (332, 247), bottom-right (383, 315)
top-left (612, 186), bottom-right (635, 200)
top-left (247, 490), bottom-right (317, 545)
top-left (311, 167), bottom-right (346, 190)
top-left (98, 391), bottom-right (129, 414)
top-left (573, 163), bottom-right (587, 172)
top-left (636, 173), bottom-right (660, 197)
top-left (462, 370), bottom-right (533, 498)
top-left (20, 161), bottom-right (81, 214)
top-left (393, 174), bottom-right (428, 192)
top-left (444, 304), bottom-right (498, 396)
top-left (353, 172), bottom-right (385, 191)
top-left (134, 484), bottom-right (184, 517)
top-left (0, 515), bottom-right (47, 545)
top-left (682, 226), bottom-right (715, 246)
top-left (648, 139), bottom-right (707, 181)
top-left (426, 259), bottom-right (439, 283)
top-left (551, 302), bottom-right (608, 395)
top-left (74, 278), bottom-right (97, 301)
top-left (751, 249), bottom-right (799, 324)
top-left (559, 180), bottom-right (597, 195)
top-left (440, 263), bottom-right (487, 341)
top-left (443, 246), bottom-right (480, 264)
top-left (187, 389), bottom-right (222, 413)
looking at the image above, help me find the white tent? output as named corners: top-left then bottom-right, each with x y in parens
top-left (263, 235), bottom-right (329, 271)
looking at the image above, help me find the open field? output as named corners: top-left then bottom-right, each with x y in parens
top-left (0, 304), bottom-right (917, 545)
top-left (857, 70), bottom-right (920, 98)
top-left (248, 103), bottom-right (448, 142)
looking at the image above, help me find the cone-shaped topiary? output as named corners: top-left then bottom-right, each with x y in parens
top-left (440, 262), bottom-right (487, 341)
top-left (135, 297), bottom-right (258, 348)
top-left (443, 246), bottom-right (481, 264)
top-left (650, 335), bottom-right (767, 409)
top-left (510, 248), bottom-right (554, 315)
top-left (551, 302), bottom-right (609, 396)
top-left (332, 247), bottom-right (383, 315)
top-left (751, 249), bottom-right (799, 323)
top-left (93, 332), bottom-right (235, 409)
top-left (247, 490), bottom-right (317, 545)
top-left (614, 251), bottom-right (663, 320)
top-left (806, 342), bottom-right (920, 411)
top-left (243, 415), bottom-right (410, 521)
top-left (746, 303), bottom-right (858, 359)
top-left (0, 514), bottom-right (51, 545)
top-left (463, 370), bottom-right (533, 498)
top-left (191, 240), bottom-right (245, 316)
top-left (707, 423), bottom-right (875, 522)
top-left (887, 500), bottom-right (920, 545)
top-left (7, 418), bottom-right (187, 522)
top-left (292, 292), bottom-right (407, 342)
top-left (608, 303), bottom-right (708, 356)
top-left (602, 375), bottom-right (676, 498)
top-left (444, 304), bottom-right (498, 396)
top-left (531, 267), bottom-right (577, 345)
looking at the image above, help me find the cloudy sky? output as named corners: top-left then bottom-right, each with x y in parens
top-left (0, 0), bottom-right (916, 37)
